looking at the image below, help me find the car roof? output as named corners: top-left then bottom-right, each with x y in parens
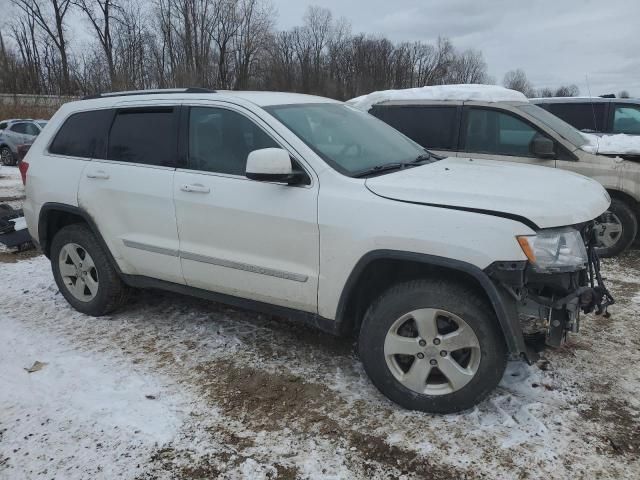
top-left (531, 97), bottom-right (640, 105)
top-left (0, 118), bottom-right (35, 124)
top-left (68, 89), bottom-right (340, 110)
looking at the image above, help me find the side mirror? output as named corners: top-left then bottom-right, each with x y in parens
top-left (246, 148), bottom-right (307, 185)
top-left (530, 135), bottom-right (556, 159)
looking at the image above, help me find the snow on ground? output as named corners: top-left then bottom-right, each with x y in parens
top-left (347, 84), bottom-right (528, 112)
top-left (1, 250), bottom-right (639, 479)
top-left (581, 133), bottom-right (640, 155)
top-left (0, 165), bottom-right (24, 209)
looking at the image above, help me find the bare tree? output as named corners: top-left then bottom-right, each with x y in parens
top-left (554, 84), bottom-right (579, 97)
top-left (537, 87), bottom-right (554, 97)
top-left (12, 0), bottom-right (74, 93)
top-left (503, 69), bottom-right (534, 97)
top-left (445, 49), bottom-right (488, 84)
top-left (619, 90), bottom-right (630, 99)
top-left (72, 0), bottom-right (121, 88)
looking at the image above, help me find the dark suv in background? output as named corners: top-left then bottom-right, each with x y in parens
top-left (532, 97), bottom-right (640, 135)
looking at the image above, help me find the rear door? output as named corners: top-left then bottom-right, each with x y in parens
top-left (369, 104), bottom-right (461, 157)
top-left (77, 106), bottom-right (184, 284)
top-left (173, 103), bottom-right (319, 313)
top-left (7, 122), bottom-right (29, 145)
top-left (459, 105), bottom-right (557, 168)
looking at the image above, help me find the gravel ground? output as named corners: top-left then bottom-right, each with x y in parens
top-left (1, 167), bottom-right (639, 479)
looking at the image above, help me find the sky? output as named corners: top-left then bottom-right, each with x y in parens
top-left (1, 0), bottom-right (638, 96)
top-left (272, 0), bottom-right (640, 97)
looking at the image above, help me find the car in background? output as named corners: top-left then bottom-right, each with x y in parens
top-left (0, 119), bottom-right (47, 166)
top-left (349, 85), bottom-right (640, 257)
top-left (531, 97), bottom-right (640, 136)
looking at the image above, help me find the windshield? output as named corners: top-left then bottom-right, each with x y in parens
top-left (517, 104), bottom-right (587, 148)
top-left (265, 103), bottom-right (427, 176)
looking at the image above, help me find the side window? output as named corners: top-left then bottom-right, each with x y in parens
top-left (464, 108), bottom-right (544, 157)
top-left (371, 106), bottom-right (458, 150)
top-left (547, 103), bottom-right (606, 132)
top-left (108, 108), bottom-right (177, 166)
top-left (24, 123), bottom-right (41, 136)
top-left (49, 110), bottom-right (113, 159)
top-left (188, 107), bottom-right (279, 175)
top-left (11, 123), bottom-right (27, 134)
top-left (613, 105), bottom-right (640, 134)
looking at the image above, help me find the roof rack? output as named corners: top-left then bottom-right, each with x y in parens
top-left (82, 87), bottom-right (216, 100)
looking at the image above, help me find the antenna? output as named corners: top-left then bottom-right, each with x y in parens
top-left (585, 75), bottom-right (598, 133)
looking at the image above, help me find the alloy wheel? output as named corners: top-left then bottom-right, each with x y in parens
top-left (58, 243), bottom-right (99, 302)
top-left (384, 308), bottom-right (481, 395)
top-left (1, 147), bottom-right (13, 166)
top-left (595, 211), bottom-right (623, 249)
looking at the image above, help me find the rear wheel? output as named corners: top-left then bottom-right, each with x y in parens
top-left (595, 198), bottom-right (637, 257)
top-left (359, 279), bottom-right (507, 413)
top-left (1, 146), bottom-right (15, 166)
top-left (50, 224), bottom-right (129, 315)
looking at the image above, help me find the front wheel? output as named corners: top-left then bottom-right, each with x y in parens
top-left (1, 146), bottom-right (15, 166)
top-left (359, 279), bottom-right (507, 413)
top-left (595, 198), bottom-right (637, 258)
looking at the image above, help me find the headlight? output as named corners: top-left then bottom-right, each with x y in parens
top-left (517, 227), bottom-right (587, 273)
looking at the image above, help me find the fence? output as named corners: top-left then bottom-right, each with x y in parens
top-left (0, 94), bottom-right (78, 119)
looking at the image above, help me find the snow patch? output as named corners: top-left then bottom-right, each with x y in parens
top-left (581, 133), bottom-right (640, 155)
top-left (348, 84), bottom-right (528, 112)
top-left (0, 312), bottom-right (184, 479)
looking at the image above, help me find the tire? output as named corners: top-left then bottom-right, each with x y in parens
top-left (595, 198), bottom-right (637, 258)
top-left (1, 146), bottom-right (15, 166)
top-left (358, 279), bottom-right (507, 413)
top-left (50, 223), bottom-right (129, 316)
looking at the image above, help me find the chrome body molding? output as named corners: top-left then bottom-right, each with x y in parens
top-left (180, 251), bottom-right (309, 283)
top-left (122, 239), bottom-right (308, 283)
top-left (122, 239), bottom-right (179, 257)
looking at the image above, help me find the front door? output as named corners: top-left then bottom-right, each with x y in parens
top-left (459, 106), bottom-right (557, 168)
top-left (173, 105), bottom-right (319, 313)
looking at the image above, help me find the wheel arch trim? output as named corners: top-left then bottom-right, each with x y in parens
top-left (335, 250), bottom-right (527, 357)
top-left (38, 202), bottom-right (123, 274)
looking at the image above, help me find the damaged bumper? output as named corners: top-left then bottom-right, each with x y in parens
top-left (485, 223), bottom-right (614, 363)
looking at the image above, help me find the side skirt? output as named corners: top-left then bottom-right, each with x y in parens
top-left (121, 274), bottom-right (341, 336)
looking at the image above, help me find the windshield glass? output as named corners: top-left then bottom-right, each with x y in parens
top-left (517, 104), bottom-right (587, 147)
top-left (265, 103), bottom-right (427, 176)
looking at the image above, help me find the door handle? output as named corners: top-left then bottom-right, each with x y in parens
top-left (180, 183), bottom-right (210, 194)
top-left (86, 170), bottom-right (110, 180)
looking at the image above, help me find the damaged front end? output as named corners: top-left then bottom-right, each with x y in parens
top-left (487, 222), bottom-right (614, 362)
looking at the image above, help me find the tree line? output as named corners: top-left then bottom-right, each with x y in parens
top-left (0, 0), bottom-right (590, 100)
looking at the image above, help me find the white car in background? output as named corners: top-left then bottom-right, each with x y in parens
top-left (21, 88), bottom-right (612, 413)
top-left (349, 85), bottom-right (640, 257)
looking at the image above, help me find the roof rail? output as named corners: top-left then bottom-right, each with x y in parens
top-left (82, 87), bottom-right (216, 100)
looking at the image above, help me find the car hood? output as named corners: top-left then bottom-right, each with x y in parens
top-left (365, 157), bottom-right (610, 229)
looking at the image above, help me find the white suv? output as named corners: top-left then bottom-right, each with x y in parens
top-left (22, 89), bottom-right (613, 413)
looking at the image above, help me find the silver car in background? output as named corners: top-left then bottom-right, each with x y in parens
top-left (0, 119), bottom-right (47, 166)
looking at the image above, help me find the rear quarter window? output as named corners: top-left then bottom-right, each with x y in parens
top-left (547, 103), bottom-right (606, 132)
top-left (49, 110), bottom-right (114, 158)
top-left (370, 105), bottom-right (459, 150)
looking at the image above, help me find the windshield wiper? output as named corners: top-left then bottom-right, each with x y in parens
top-left (354, 150), bottom-right (443, 178)
top-left (354, 162), bottom-right (407, 178)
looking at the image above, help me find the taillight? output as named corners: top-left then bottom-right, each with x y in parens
top-left (18, 161), bottom-right (29, 185)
